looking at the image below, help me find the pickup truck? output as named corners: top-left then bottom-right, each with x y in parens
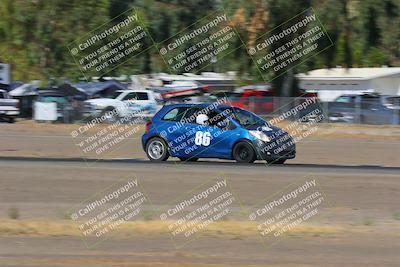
top-left (85, 90), bottom-right (162, 122)
top-left (0, 89), bottom-right (19, 123)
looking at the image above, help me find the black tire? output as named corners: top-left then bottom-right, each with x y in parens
top-left (145, 137), bottom-right (170, 161)
top-left (7, 117), bottom-right (15, 123)
top-left (101, 107), bottom-right (119, 123)
top-left (267, 159), bottom-right (286, 164)
top-left (232, 141), bottom-right (256, 163)
top-left (178, 157), bottom-right (199, 162)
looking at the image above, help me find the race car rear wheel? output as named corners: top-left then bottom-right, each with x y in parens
top-left (233, 142), bottom-right (256, 163)
top-left (146, 137), bottom-right (169, 161)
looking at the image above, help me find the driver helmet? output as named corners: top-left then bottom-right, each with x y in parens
top-left (196, 114), bottom-right (209, 125)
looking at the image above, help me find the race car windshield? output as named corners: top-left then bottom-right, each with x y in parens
top-left (221, 107), bottom-right (267, 129)
top-left (227, 93), bottom-right (241, 102)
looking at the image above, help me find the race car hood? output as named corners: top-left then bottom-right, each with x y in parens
top-left (85, 98), bottom-right (120, 107)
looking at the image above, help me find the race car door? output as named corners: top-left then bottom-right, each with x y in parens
top-left (188, 110), bottom-right (236, 159)
top-left (154, 106), bottom-right (191, 157)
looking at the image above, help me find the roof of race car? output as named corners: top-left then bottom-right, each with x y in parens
top-left (163, 103), bottom-right (232, 109)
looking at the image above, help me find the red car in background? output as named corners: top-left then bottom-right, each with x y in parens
top-left (224, 84), bottom-right (274, 114)
top-left (226, 90), bottom-right (275, 114)
top-left (225, 84), bottom-right (317, 114)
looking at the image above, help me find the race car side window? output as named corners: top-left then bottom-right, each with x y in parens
top-left (207, 110), bottom-right (226, 127)
top-left (136, 92), bottom-right (149, 100)
top-left (162, 107), bottom-right (188, 121)
top-left (181, 107), bottom-right (201, 124)
top-left (123, 92), bottom-right (149, 101)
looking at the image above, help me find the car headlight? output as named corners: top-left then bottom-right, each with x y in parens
top-left (94, 104), bottom-right (105, 110)
top-left (249, 130), bottom-right (270, 142)
top-left (343, 114), bottom-right (355, 119)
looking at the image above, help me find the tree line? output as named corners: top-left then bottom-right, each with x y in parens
top-left (0, 0), bottom-right (399, 95)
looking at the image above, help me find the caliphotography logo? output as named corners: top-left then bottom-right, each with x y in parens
top-left (158, 176), bottom-right (242, 248)
top-left (67, 8), bottom-right (153, 78)
top-left (248, 176), bottom-right (330, 249)
top-left (68, 177), bottom-right (152, 248)
top-left (247, 7), bottom-right (333, 82)
top-left (157, 11), bottom-right (244, 74)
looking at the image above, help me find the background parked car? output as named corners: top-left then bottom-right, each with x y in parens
top-left (0, 89), bottom-right (19, 123)
top-left (85, 90), bottom-right (163, 122)
top-left (328, 94), bottom-right (400, 124)
top-left (225, 90), bottom-right (275, 114)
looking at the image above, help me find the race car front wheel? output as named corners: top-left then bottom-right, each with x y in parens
top-left (146, 137), bottom-right (170, 161)
top-left (233, 142), bottom-right (256, 163)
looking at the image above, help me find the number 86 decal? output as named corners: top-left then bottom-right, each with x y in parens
top-left (194, 131), bottom-right (211, 146)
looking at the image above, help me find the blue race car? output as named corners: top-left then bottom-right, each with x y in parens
top-left (142, 104), bottom-right (296, 163)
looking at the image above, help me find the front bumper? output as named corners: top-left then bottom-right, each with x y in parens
top-left (328, 112), bottom-right (355, 123)
top-left (0, 110), bottom-right (19, 117)
top-left (252, 138), bottom-right (296, 160)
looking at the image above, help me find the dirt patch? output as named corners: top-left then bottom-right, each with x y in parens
top-left (0, 219), bottom-right (343, 237)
